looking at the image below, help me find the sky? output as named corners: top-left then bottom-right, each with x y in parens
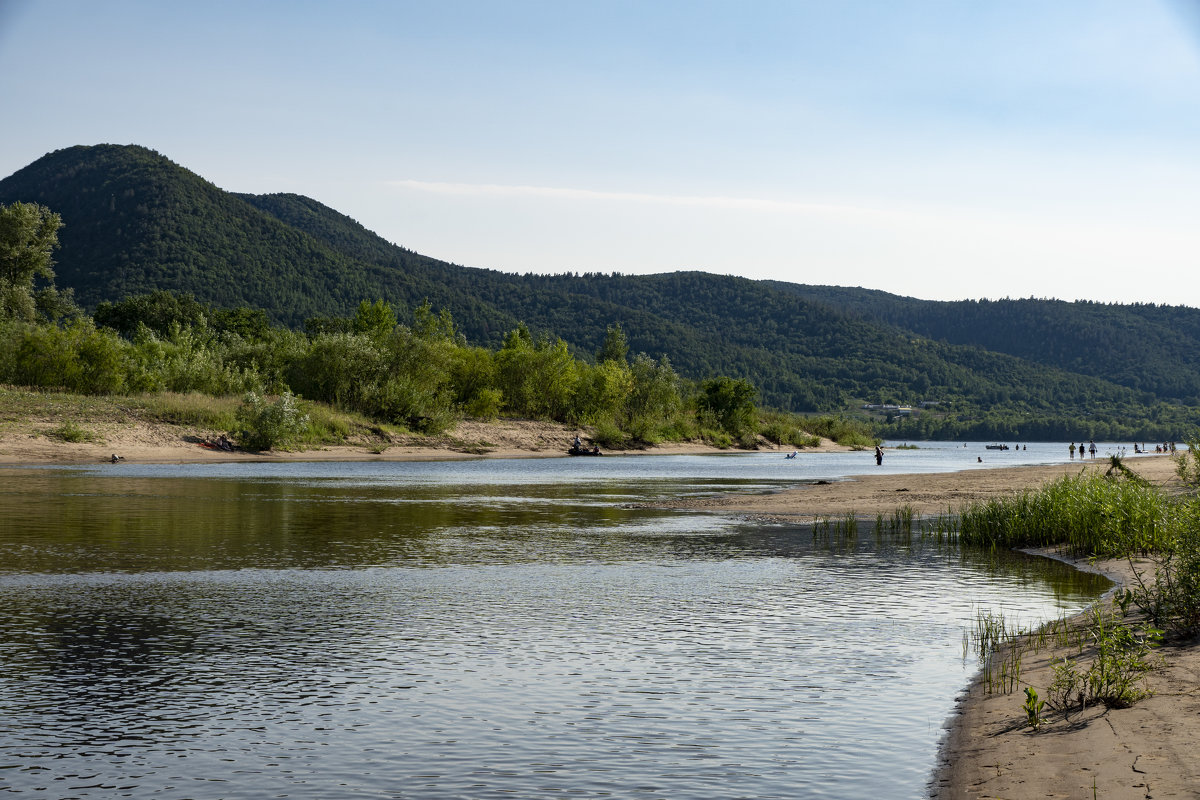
top-left (3, 0), bottom-right (1200, 306)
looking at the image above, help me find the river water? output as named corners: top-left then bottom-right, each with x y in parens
top-left (0, 444), bottom-right (1126, 798)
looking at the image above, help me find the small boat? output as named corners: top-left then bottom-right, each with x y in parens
top-left (985, 444), bottom-right (1010, 451)
top-left (568, 445), bottom-right (602, 456)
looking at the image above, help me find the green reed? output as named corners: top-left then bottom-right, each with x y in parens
top-left (955, 473), bottom-right (1172, 558)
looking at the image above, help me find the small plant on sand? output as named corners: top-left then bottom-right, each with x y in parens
top-left (1022, 686), bottom-right (1046, 730)
top-left (46, 421), bottom-right (101, 443)
top-left (1043, 606), bottom-right (1162, 720)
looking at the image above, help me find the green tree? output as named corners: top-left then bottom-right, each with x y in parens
top-left (625, 353), bottom-right (681, 439)
top-left (697, 376), bottom-right (758, 437)
top-left (352, 299), bottom-right (397, 341)
top-left (0, 202), bottom-right (63, 321)
top-left (95, 290), bottom-right (209, 338)
top-left (597, 322), bottom-right (628, 365)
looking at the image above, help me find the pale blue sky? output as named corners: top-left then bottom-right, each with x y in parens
top-left (3, 1), bottom-right (1200, 305)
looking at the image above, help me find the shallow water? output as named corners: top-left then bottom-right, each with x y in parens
top-left (0, 455), bottom-right (1112, 799)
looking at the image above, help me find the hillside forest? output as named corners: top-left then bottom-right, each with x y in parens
top-left (1, 144), bottom-right (1198, 443)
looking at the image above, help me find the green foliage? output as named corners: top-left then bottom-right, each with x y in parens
top-left (0, 201), bottom-right (62, 322)
top-left (1120, 501), bottom-right (1200, 635)
top-left (233, 391), bottom-right (309, 451)
top-left (1046, 610), bottom-right (1161, 714)
top-left (572, 359), bottom-right (633, 425)
top-left (352, 299), bottom-right (397, 341)
top-left (1022, 687), bottom-right (1046, 730)
top-left (624, 353), bottom-right (681, 442)
top-left (464, 387), bottom-right (503, 420)
top-left (596, 322), bottom-right (628, 364)
top-left (956, 472), bottom-right (1172, 558)
top-left (1173, 441), bottom-right (1200, 490)
top-left (95, 290), bottom-right (208, 338)
top-left (288, 332), bottom-right (384, 409)
top-left (46, 421), bottom-right (100, 443)
top-left (589, 419), bottom-right (629, 449)
top-left (697, 376), bottom-right (757, 438)
top-left (759, 410), bottom-right (823, 448)
top-left (495, 326), bottom-right (579, 419)
top-left (1, 319), bottom-right (127, 394)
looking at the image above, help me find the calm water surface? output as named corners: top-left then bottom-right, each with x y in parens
top-left (0, 452), bottom-right (1114, 798)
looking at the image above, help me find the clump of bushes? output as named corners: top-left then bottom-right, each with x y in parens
top-left (233, 391), bottom-right (309, 451)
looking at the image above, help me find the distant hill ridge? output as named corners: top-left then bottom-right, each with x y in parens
top-left (3, 143), bottom-right (1199, 429)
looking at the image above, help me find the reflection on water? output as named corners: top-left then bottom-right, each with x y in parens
top-left (0, 462), bottom-right (1109, 799)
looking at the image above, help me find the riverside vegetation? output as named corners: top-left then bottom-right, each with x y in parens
top-left (957, 453), bottom-right (1200, 729)
top-left (0, 200), bottom-right (876, 452)
top-left (6, 145), bottom-right (1200, 441)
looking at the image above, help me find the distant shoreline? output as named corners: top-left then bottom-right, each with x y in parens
top-left (0, 415), bottom-right (855, 466)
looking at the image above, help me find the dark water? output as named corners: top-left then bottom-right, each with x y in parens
top-left (0, 457), bottom-right (1110, 799)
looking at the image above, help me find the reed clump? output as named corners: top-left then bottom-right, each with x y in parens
top-left (955, 471), bottom-right (1171, 558)
top-left (954, 456), bottom-right (1200, 728)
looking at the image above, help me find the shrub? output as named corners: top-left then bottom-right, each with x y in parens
top-left (47, 421), bottom-right (101, 443)
top-left (464, 387), bottom-right (503, 420)
top-left (233, 391), bottom-right (309, 451)
top-left (590, 420), bottom-right (629, 449)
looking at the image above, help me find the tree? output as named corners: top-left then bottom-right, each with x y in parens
top-left (352, 299), bottom-right (397, 341)
top-left (0, 202), bottom-right (63, 321)
top-left (697, 376), bottom-right (758, 437)
top-left (95, 290), bottom-right (208, 338)
top-left (597, 322), bottom-right (628, 364)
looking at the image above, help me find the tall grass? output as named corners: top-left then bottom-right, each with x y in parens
top-left (955, 472), bottom-right (1172, 557)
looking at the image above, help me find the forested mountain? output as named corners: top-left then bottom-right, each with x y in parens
top-left (2, 143), bottom-right (1198, 438)
top-left (776, 285), bottom-right (1200, 405)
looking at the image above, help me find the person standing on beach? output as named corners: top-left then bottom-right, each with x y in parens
top-left (874, 445), bottom-right (883, 466)
top-left (1070, 442), bottom-right (1076, 458)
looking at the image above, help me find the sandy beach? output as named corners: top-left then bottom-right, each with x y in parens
top-left (0, 415), bottom-right (792, 465)
top-left (3, 419), bottom-right (1197, 798)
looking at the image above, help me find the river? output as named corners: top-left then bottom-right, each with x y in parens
top-left (0, 444), bottom-right (1124, 798)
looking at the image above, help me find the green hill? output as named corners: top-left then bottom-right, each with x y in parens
top-left (2, 143), bottom-right (1197, 437)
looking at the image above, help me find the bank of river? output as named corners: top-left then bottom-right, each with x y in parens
top-left (0, 452), bottom-right (1134, 798)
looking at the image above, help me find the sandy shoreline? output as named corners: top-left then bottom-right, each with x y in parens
top-left (0, 416), bottom-right (840, 465)
top-left (3, 420), bottom-right (1196, 797)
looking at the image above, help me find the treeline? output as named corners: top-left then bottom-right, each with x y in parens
top-left (0, 197), bottom-right (871, 449)
top-left (0, 285), bottom-right (866, 450)
top-left (875, 407), bottom-right (1198, 444)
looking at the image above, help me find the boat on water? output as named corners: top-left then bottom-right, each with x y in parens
top-left (985, 444), bottom-right (1010, 450)
top-left (568, 444), bottom-right (602, 456)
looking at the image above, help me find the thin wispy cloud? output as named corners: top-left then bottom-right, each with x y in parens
top-left (387, 178), bottom-right (911, 223)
